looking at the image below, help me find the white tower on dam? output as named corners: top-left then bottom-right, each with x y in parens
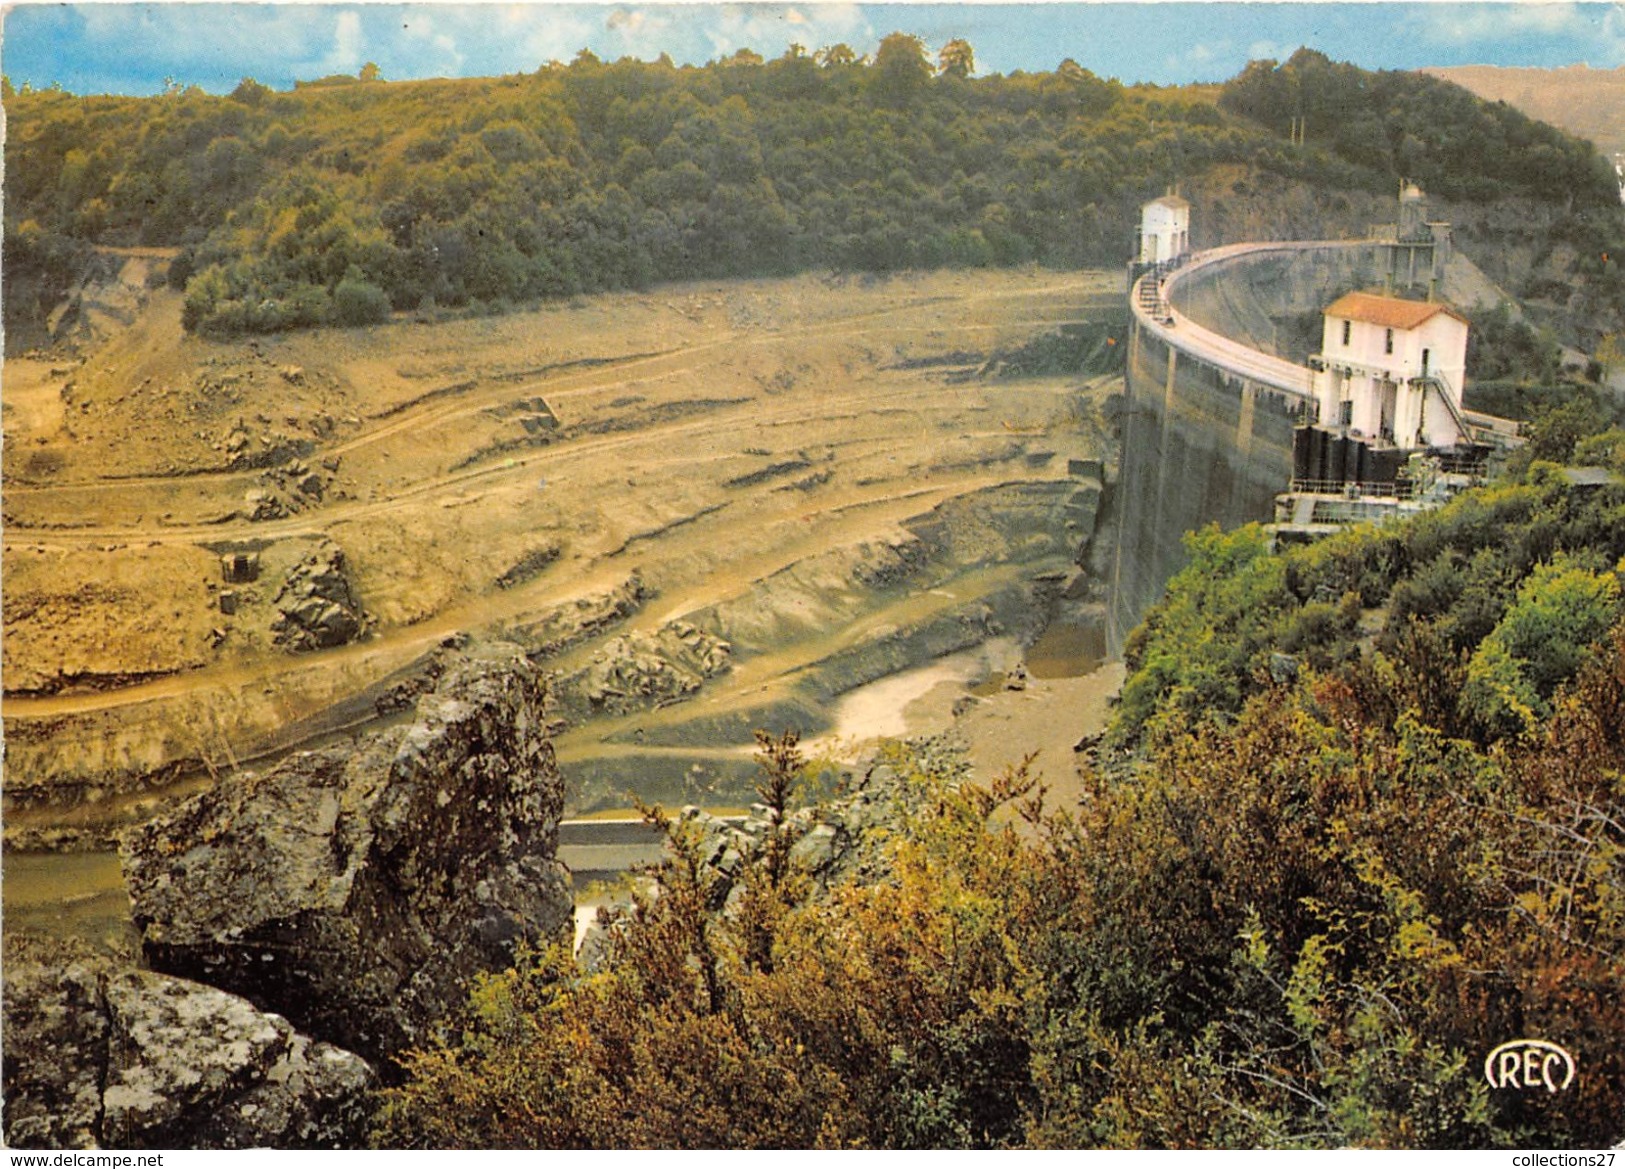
top-left (1136, 195), bottom-right (1190, 267)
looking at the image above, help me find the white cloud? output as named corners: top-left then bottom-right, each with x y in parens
top-left (603, 6), bottom-right (681, 55)
top-left (32, 1), bottom-right (1624, 98)
top-left (698, 3), bottom-right (871, 61)
top-left (1593, 3), bottom-right (1625, 65)
top-left (1408, 2), bottom-right (1625, 68)
top-left (71, 5), bottom-right (341, 86)
top-left (1412, 2), bottom-right (1590, 46)
top-left (314, 10), bottom-right (364, 75)
top-left (513, 7), bottom-right (604, 65)
top-left (1246, 39), bottom-right (1298, 64)
top-left (398, 11), bottom-right (465, 75)
top-left (605, 8), bottom-right (657, 36)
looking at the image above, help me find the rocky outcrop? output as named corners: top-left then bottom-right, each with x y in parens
top-left (506, 572), bottom-right (648, 658)
top-left (559, 621), bottom-right (732, 718)
top-left (2, 938), bottom-right (374, 1150)
top-left (242, 460), bottom-right (329, 520)
top-left (121, 643), bottom-right (573, 1065)
top-left (579, 736), bottom-right (971, 967)
top-left (494, 542), bottom-right (561, 590)
top-left (271, 540), bottom-right (367, 651)
top-left (849, 530), bottom-right (931, 589)
top-left (697, 742), bottom-right (964, 900)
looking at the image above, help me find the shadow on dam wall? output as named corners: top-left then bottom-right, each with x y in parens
top-left (1108, 323), bottom-right (1302, 652)
top-left (1171, 243), bottom-right (1465, 359)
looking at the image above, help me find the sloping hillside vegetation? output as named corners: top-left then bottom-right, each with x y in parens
top-left (1110, 464), bottom-right (1625, 754)
top-left (1221, 50), bottom-right (1612, 205)
top-left (5, 44), bottom-right (1621, 345)
top-left (377, 468), bottom-right (1625, 1148)
top-left (1216, 50), bottom-right (1624, 346)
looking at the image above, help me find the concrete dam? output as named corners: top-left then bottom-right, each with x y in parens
top-left (1109, 237), bottom-right (1495, 649)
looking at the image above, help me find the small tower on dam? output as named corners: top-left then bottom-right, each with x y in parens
top-left (1371, 182), bottom-right (1452, 296)
top-left (1135, 194), bottom-right (1190, 270)
top-left (1128, 194), bottom-right (1191, 320)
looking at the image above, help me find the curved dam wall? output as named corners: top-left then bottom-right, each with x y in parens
top-left (1109, 241), bottom-right (1445, 651)
top-left (1109, 302), bottom-right (1303, 652)
top-left (1174, 243), bottom-right (1412, 357)
top-left (1108, 239), bottom-right (1501, 650)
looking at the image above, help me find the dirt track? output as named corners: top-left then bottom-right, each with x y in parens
top-left (3, 263), bottom-right (1126, 835)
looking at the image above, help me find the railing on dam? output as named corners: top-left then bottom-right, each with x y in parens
top-left (1128, 242), bottom-right (1354, 400)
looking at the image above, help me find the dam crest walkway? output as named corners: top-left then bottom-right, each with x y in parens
top-left (1129, 240), bottom-right (1367, 400)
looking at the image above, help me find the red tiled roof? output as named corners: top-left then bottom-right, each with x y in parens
top-left (1325, 291), bottom-right (1466, 330)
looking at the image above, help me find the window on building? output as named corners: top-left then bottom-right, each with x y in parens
top-left (1342, 320), bottom-right (1351, 346)
top-left (1339, 400), bottom-right (1353, 426)
top-left (1384, 328), bottom-right (1394, 355)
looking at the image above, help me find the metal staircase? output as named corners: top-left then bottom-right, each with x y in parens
top-left (1411, 374), bottom-right (1471, 444)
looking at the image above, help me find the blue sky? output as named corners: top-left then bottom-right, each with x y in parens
top-left (3, 3), bottom-right (1624, 95)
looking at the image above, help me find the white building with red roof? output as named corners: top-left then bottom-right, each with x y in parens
top-left (1312, 290), bottom-right (1471, 450)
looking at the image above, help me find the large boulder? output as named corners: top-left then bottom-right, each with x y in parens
top-left (270, 540), bottom-right (367, 651)
top-left (121, 643), bottom-right (572, 1065)
top-left (561, 621), bottom-right (732, 718)
top-left (2, 938), bottom-right (374, 1149)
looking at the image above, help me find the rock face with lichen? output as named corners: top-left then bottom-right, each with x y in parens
top-left (578, 740), bottom-right (971, 970)
top-left (1, 938), bottom-right (374, 1150)
top-left (120, 643), bottom-right (572, 1065)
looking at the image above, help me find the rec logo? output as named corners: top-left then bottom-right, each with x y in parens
top-left (1484, 1039), bottom-right (1576, 1093)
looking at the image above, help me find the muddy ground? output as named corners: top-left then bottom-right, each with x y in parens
top-left (3, 258), bottom-right (1127, 893)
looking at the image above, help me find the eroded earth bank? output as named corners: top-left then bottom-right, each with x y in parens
top-left (4, 263), bottom-right (1126, 959)
top-left (4, 261), bottom-right (1127, 1146)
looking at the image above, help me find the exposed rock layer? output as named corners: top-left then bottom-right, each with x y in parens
top-left (558, 621), bottom-right (733, 719)
top-left (271, 540), bottom-right (367, 651)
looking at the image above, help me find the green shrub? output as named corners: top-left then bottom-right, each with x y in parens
top-left (332, 269), bottom-right (390, 326)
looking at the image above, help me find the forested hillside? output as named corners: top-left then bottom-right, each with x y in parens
top-left (5, 44), bottom-right (1621, 344)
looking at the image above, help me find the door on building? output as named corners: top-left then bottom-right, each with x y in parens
top-left (1379, 380), bottom-right (1397, 442)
